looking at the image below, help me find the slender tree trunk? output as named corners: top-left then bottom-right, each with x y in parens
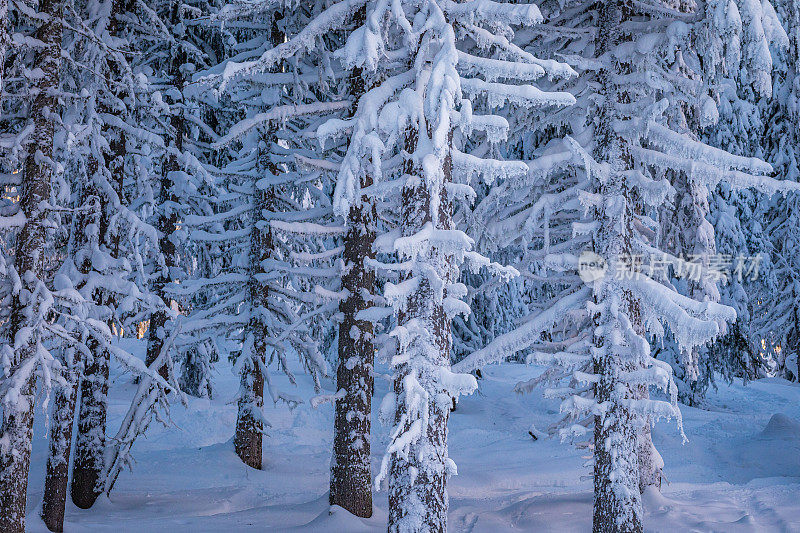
top-left (0, 0), bottom-right (63, 529)
top-left (234, 162), bottom-right (273, 470)
top-left (145, 0), bottom-right (184, 380)
top-left (71, 339), bottom-right (110, 508)
top-left (234, 354), bottom-right (265, 468)
top-left (70, 0), bottom-right (130, 507)
top-left (234, 312), bottom-right (266, 469)
top-left (329, 6), bottom-right (376, 518)
top-left (235, 171), bottom-right (279, 470)
top-left (41, 368), bottom-right (78, 531)
top-left (637, 417), bottom-right (661, 493)
top-left (387, 127), bottom-right (455, 533)
top-left (233, 12), bottom-right (283, 470)
top-left (180, 345), bottom-right (213, 398)
top-left (70, 135), bottom-right (124, 509)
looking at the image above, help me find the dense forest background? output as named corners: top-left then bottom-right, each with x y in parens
top-left (1, 0), bottom-right (800, 530)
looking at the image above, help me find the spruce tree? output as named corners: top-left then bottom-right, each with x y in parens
top-left (0, 0), bottom-right (64, 528)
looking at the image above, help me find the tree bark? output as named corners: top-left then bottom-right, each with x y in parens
top-left (387, 126), bottom-right (455, 533)
top-left (71, 339), bottom-right (110, 509)
top-left (234, 333), bottom-right (266, 469)
top-left (41, 369), bottom-right (78, 531)
top-left (329, 179), bottom-right (376, 517)
top-left (0, 0), bottom-right (63, 528)
top-left (70, 129), bottom-right (124, 510)
top-left (233, 149), bottom-right (274, 470)
top-left (70, 0), bottom-right (131, 508)
top-left (329, 6), bottom-right (376, 517)
top-left (592, 0), bottom-right (644, 529)
top-left (636, 416), bottom-right (662, 493)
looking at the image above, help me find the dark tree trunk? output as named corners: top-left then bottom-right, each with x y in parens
top-left (41, 371), bottom-right (78, 531)
top-left (234, 164), bottom-right (273, 470)
top-left (70, 0), bottom-right (130, 508)
top-left (0, 376), bottom-right (37, 533)
top-left (0, 0), bottom-right (63, 528)
top-left (235, 179), bottom-right (277, 470)
top-left (234, 336), bottom-right (265, 469)
top-left (70, 131), bottom-right (124, 510)
top-left (71, 340), bottom-right (110, 509)
top-left (329, 183), bottom-right (376, 517)
top-left (180, 345), bottom-right (213, 398)
top-left (329, 6), bottom-right (376, 518)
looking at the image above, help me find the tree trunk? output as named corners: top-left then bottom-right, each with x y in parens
top-left (233, 12), bottom-right (283, 470)
top-left (234, 319), bottom-right (266, 469)
top-left (41, 370), bottom-right (78, 532)
top-left (0, 376), bottom-right (37, 533)
top-left (0, 0), bottom-right (63, 528)
top-left (592, 0), bottom-right (644, 529)
top-left (234, 142), bottom-right (278, 471)
top-left (636, 388), bottom-right (662, 493)
top-left (145, 0), bottom-right (184, 380)
top-left (330, 180), bottom-right (376, 517)
top-left (329, 6), bottom-right (376, 517)
top-left (592, 349), bottom-right (643, 533)
top-left (71, 339), bottom-right (110, 509)
top-left (180, 345), bottom-right (213, 398)
top-left (234, 158), bottom-right (274, 470)
top-left (70, 0), bottom-right (130, 507)
top-left (387, 126), bottom-right (455, 533)
top-left (70, 134), bottom-right (124, 510)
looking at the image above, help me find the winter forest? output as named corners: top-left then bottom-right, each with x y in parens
top-left (2, 0), bottom-right (800, 529)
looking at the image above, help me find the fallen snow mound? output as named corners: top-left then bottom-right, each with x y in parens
top-left (760, 413), bottom-right (800, 440)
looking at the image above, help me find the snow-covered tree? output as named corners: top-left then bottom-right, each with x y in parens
top-left (681, 0), bottom-right (789, 398)
top-left (1, 0), bottom-right (180, 526)
top-left (339, 2), bottom-right (568, 528)
top-left (454, 0), bottom-right (800, 528)
top-left (204, 0), bottom-right (574, 528)
top-left (750, 0), bottom-right (800, 381)
top-left (0, 0), bottom-right (65, 528)
top-left (60, 0), bottom-right (169, 509)
top-left (142, 0), bottom-right (230, 390)
top-left (185, 5), bottom-right (341, 469)
top-left (204, 2), bottom-right (380, 513)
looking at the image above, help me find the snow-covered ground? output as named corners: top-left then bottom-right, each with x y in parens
top-left (23, 339), bottom-right (800, 532)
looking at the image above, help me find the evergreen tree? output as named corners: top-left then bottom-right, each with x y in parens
top-left (328, 5), bottom-right (377, 518)
top-left (187, 4), bottom-right (336, 469)
top-left (753, 0), bottom-right (800, 380)
top-left (455, 0), bottom-right (800, 528)
top-left (0, 0), bottom-right (65, 527)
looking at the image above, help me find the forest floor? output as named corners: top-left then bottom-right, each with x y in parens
top-left (23, 338), bottom-right (800, 532)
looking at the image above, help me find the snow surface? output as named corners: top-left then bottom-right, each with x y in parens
top-left (22, 339), bottom-right (800, 531)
